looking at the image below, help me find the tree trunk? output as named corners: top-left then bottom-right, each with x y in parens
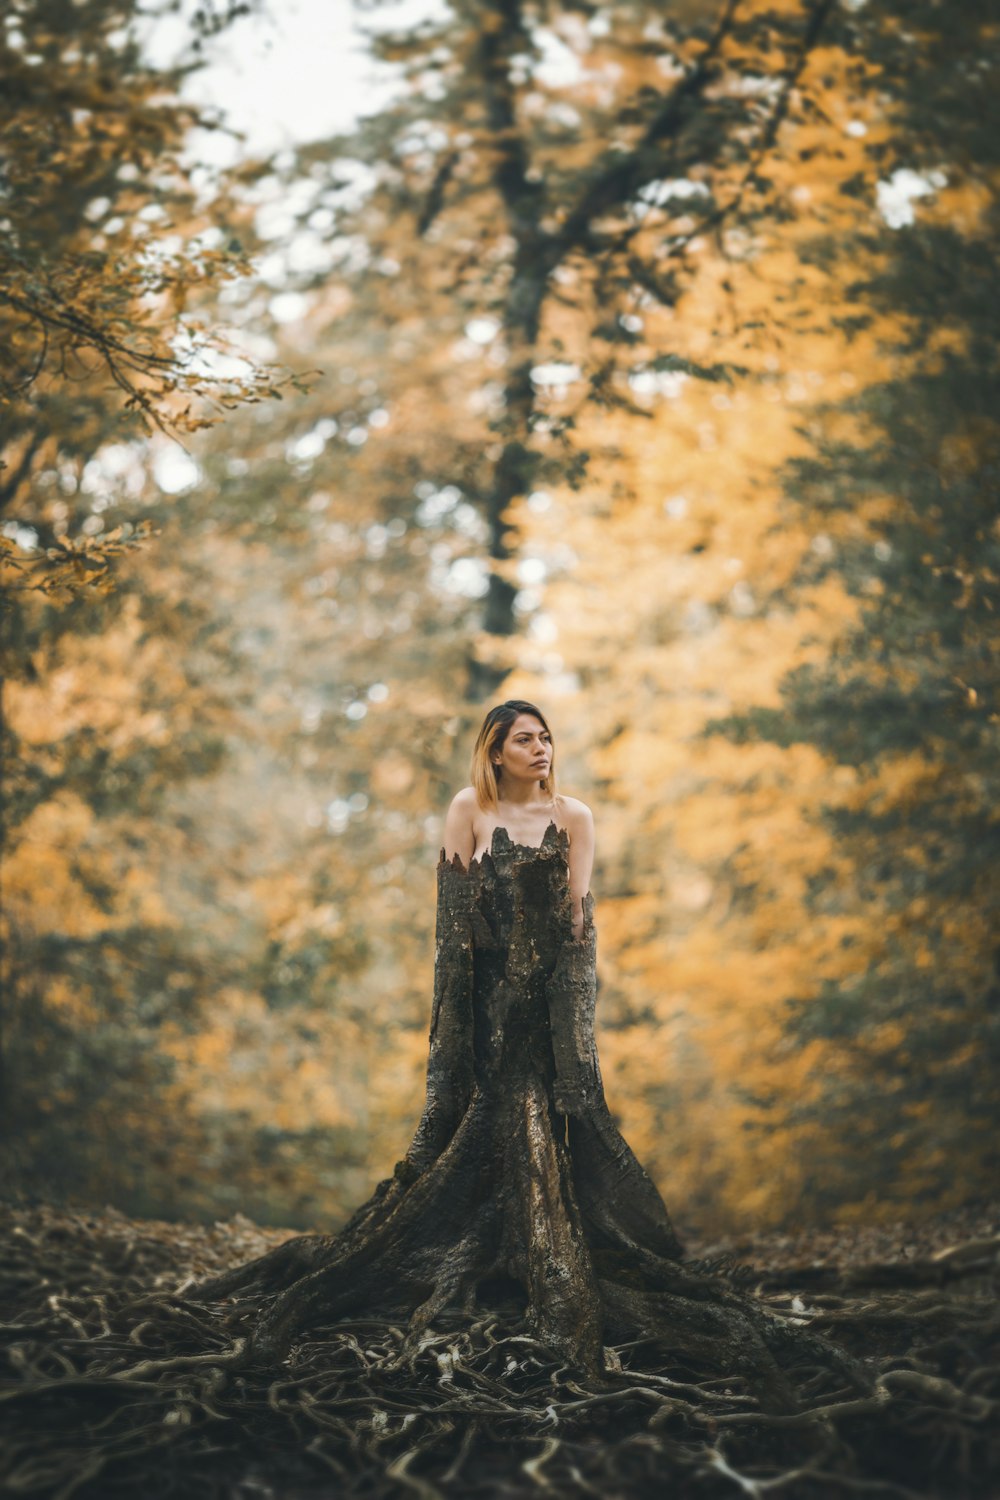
top-left (465, 1), bottom-right (553, 693)
top-left (195, 825), bottom-right (869, 1412)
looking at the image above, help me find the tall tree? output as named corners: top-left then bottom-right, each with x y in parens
top-left (713, 0), bottom-right (1000, 1208)
top-left (267, 0), bottom-right (841, 692)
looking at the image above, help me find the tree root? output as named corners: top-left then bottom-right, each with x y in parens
top-left (2, 1203), bottom-right (999, 1498)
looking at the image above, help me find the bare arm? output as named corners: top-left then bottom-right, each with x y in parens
top-left (442, 787), bottom-right (477, 869)
top-left (565, 801), bottom-right (595, 941)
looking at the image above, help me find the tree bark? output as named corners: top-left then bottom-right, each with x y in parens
top-left (194, 825), bottom-right (869, 1412)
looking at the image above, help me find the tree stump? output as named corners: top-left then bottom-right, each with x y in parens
top-left (194, 824), bottom-right (868, 1411)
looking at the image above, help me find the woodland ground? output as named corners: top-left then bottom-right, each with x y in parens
top-left (1, 1192), bottom-right (998, 1499)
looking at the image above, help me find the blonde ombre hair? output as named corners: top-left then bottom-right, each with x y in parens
top-left (471, 700), bottom-right (558, 811)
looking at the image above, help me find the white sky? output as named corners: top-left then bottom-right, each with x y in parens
top-left (143, 0), bottom-right (448, 161)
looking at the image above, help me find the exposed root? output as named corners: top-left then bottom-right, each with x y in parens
top-left (1, 1201), bottom-right (999, 1498)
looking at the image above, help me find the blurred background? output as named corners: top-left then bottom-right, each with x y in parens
top-left (2, 0), bottom-right (997, 1238)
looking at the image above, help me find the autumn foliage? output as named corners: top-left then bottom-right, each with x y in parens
top-left (2, 0), bottom-right (997, 1237)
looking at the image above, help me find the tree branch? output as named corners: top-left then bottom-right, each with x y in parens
top-left (556, 0), bottom-right (743, 255)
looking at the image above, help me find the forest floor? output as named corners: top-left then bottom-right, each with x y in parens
top-left (1, 1193), bottom-right (998, 1499)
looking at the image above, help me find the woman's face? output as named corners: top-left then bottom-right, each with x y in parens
top-left (493, 713), bottom-right (552, 786)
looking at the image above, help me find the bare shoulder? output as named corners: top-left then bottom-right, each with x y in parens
top-left (557, 795), bottom-right (594, 832)
top-left (442, 786), bottom-right (479, 864)
top-left (445, 785), bottom-right (479, 833)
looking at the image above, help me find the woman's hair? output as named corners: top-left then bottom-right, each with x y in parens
top-left (471, 700), bottom-right (558, 811)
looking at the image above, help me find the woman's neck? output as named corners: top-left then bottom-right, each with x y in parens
top-left (497, 783), bottom-right (554, 808)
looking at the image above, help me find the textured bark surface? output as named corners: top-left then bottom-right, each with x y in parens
top-left (194, 825), bottom-right (866, 1411)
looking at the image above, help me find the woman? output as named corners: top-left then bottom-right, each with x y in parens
top-left (198, 698), bottom-right (684, 1365)
top-left (195, 701), bottom-right (863, 1408)
top-left (442, 699), bottom-right (594, 940)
